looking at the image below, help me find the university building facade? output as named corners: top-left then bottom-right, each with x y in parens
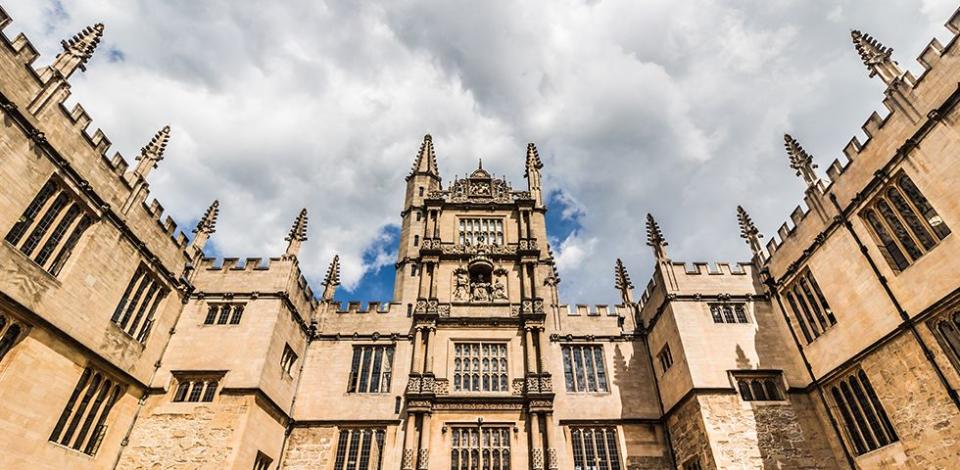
top-left (0, 4), bottom-right (960, 469)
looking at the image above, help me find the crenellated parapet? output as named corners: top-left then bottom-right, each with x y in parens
top-left (763, 7), bottom-right (960, 281)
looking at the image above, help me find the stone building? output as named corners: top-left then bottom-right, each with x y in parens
top-left (0, 3), bottom-right (959, 469)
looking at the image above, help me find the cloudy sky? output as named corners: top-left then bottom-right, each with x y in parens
top-left (3, 0), bottom-right (956, 303)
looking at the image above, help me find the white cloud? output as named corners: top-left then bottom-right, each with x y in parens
top-left (2, 0), bottom-right (957, 301)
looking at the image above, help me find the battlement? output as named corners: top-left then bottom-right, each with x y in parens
top-left (325, 301), bottom-right (401, 314)
top-left (558, 304), bottom-right (628, 317)
top-left (195, 256), bottom-right (320, 315)
top-left (765, 9), bottom-right (960, 272)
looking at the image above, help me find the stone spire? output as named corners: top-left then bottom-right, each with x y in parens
top-left (525, 143), bottom-right (544, 206)
top-left (284, 208), bottom-right (308, 258)
top-left (51, 23), bottom-right (104, 79)
top-left (614, 258), bottom-right (635, 305)
top-left (851, 30), bottom-right (903, 86)
top-left (134, 125), bottom-right (171, 179)
top-left (737, 205), bottom-right (765, 263)
top-left (190, 200), bottom-right (219, 253)
top-left (321, 254), bottom-right (341, 301)
top-left (407, 134), bottom-right (440, 181)
top-left (783, 134), bottom-right (819, 189)
top-left (646, 213), bottom-right (669, 260)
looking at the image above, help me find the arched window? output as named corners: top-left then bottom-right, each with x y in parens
top-left (764, 380), bottom-right (781, 401)
top-left (830, 369), bottom-right (898, 455)
top-left (864, 209), bottom-right (910, 271)
top-left (0, 318), bottom-right (24, 362)
top-left (750, 380), bottom-right (767, 401)
top-left (738, 381), bottom-right (753, 401)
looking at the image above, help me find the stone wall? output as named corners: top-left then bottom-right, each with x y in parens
top-left (666, 396), bottom-right (715, 469)
top-left (280, 426), bottom-right (338, 470)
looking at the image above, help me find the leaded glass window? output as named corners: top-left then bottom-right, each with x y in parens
top-left (562, 345), bottom-right (609, 392)
top-left (347, 345), bottom-right (395, 393)
top-left (450, 427), bottom-right (511, 470)
top-left (709, 304), bottom-right (749, 324)
top-left (783, 269), bottom-right (836, 344)
top-left (458, 218), bottom-right (504, 246)
top-left (570, 427), bottom-right (621, 470)
top-left (453, 343), bottom-right (508, 392)
top-left (333, 428), bottom-right (385, 470)
top-left (830, 369), bottom-right (898, 456)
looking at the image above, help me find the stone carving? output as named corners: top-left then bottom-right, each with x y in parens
top-left (512, 378), bottom-right (526, 395)
top-left (452, 265), bottom-right (508, 303)
top-left (532, 448), bottom-right (544, 470)
top-left (442, 244), bottom-right (516, 256)
top-left (453, 269), bottom-right (470, 301)
top-left (547, 449), bottom-right (558, 469)
top-left (517, 238), bottom-right (539, 251)
top-left (402, 449), bottom-right (415, 470)
top-left (417, 449), bottom-right (429, 469)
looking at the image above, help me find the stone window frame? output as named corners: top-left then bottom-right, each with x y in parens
top-left (253, 451), bottom-right (273, 470)
top-left (859, 171), bottom-right (951, 274)
top-left (708, 302), bottom-right (750, 324)
top-left (451, 341), bottom-right (510, 394)
top-left (333, 427), bottom-right (386, 470)
top-left (656, 344), bottom-right (673, 374)
top-left (280, 344), bottom-right (298, 378)
top-left (457, 217), bottom-right (505, 246)
top-left (781, 268), bottom-right (837, 344)
top-left (826, 366), bottom-right (899, 456)
top-left (346, 344), bottom-right (395, 394)
top-left (49, 365), bottom-right (125, 456)
top-left (4, 174), bottom-right (96, 277)
top-left (560, 344), bottom-right (610, 394)
top-left (110, 263), bottom-right (169, 344)
top-left (928, 305), bottom-right (960, 376)
top-left (449, 425), bottom-right (512, 470)
top-left (729, 370), bottom-right (787, 403)
top-left (170, 371), bottom-right (224, 403)
top-left (203, 302), bottom-right (246, 326)
top-left (568, 426), bottom-right (622, 470)
top-left (0, 312), bottom-right (28, 366)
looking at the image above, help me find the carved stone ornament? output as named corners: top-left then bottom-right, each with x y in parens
top-left (532, 448), bottom-right (544, 470)
top-left (547, 449), bottom-right (559, 470)
top-left (402, 449), bottom-right (415, 470)
top-left (417, 449), bottom-right (429, 470)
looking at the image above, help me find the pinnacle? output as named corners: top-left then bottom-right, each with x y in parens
top-left (737, 205), bottom-right (760, 242)
top-left (783, 134), bottom-right (818, 186)
top-left (324, 254), bottom-right (341, 287)
top-left (614, 258), bottom-right (634, 291)
top-left (851, 30), bottom-right (892, 68)
top-left (407, 133), bottom-right (439, 180)
top-left (645, 213), bottom-right (667, 248)
top-left (525, 142), bottom-right (543, 176)
top-left (195, 200), bottom-right (219, 234)
top-left (286, 208), bottom-right (308, 242)
top-left (61, 23), bottom-right (105, 67)
top-left (140, 125), bottom-right (171, 162)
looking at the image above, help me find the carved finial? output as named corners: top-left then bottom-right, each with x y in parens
top-left (851, 30), bottom-right (903, 86)
top-left (525, 143), bottom-right (543, 175)
top-left (646, 213), bottom-right (669, 260)
top-left (51, 23), bottom-right (104, 78)
top-left (614, 258), bottom-right (635, 304)
top-left (407, 133), bottom-right (440, 181)
top-left (783, 134), bottom-right (819, 189)
top-left (525, 143), bottom-right (544, 206)
top-left (195, 200), bottom-right (219, 235)
top-left (737, 205), bottom-right (765, 262)
top-left (284, 208), bottom-right (308, 257)
top-left (321, 254), bottom-right (341, 301)
top-left (189, 200), bottom-right (219, 253)
top-left (134, 125), bottom-right (171, 179)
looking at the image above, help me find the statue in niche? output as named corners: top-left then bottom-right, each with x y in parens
top-left (492, 280), bottom-right (507, 300)
top-left (470, 270), bottom-right (491, 302)
top-left (453, 270), bottom-right (469, 301)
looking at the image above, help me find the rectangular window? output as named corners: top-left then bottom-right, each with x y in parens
top-left (783, 269), bottom-right (837, 344)
top-left (451, 427), bottom-right (510, 470)
top-left (930, 309), bottom-right (960, 374)
top-left (861, 173), bottom-right (950, 272)
top-left (829, 368), bottom-right (898, 456)
top-left (570, 427), bottom-right (621, 470)
top-left (111, 264), bottom-right (168, 343)
top-left (458, 218), bottom-right (504, 246)
top-left (203, 303), bottom-right (245, 325)
top-left (453, 342), bottom-right (508, 392)
top-left (561, 345), bottom-right (609, 392)
top-left (0, 313), bottom-right (25, 363)
top-left (709, 303), bottom-right (749, 324)
top-left (172, 376), bottom-right (219, 403)
top-left (253, 451), bottom-right (273, 470)
top-left (657, 344), bottom-right (673, 373)
top-left (347, 345), bottom-right (395, 393)
top-left (280, 344), bottom-right (298, 376)
top-left (5, 176), bottom-right (93, 275)
top-left (49, 367), bottom-right (123, 455)
top-left (734, 372), bottom-right (784, 402)
top-left (333, 428), bottom-right (385, 470)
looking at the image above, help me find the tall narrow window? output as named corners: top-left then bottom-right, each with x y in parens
top-left (861, 173), bottom-right (950, 272)
top-left (333, 428), bottom-right (386, 470)
top-left (5, 176), bottom-right (93, 275)
top-left (783, 269), bottom-right (836, 344)
top-left (562, 345), bottom-right (609, 392)
top-left (203, 303), bottom-right (245, 325)
top-left (451, 427), bottom-right (510, 470)
top-left (280, 344), bottom-right (298, 376)
top-left (657, 344), bottom-right (673, 373)
top-left (458, 218), bottom-right (504, 246)
top-left (253, 451), bottom-right (273, 470)
top-left (347, 345), bottom-right (394, 393)
top-left (931, 309), bottom-right (960, 374)
top-left (453, 342), bottom-right (508, 392)
top-left (49, 367), bottom-right (123, 455)
top-left (733, 372), bottom-right (784, 402)
top-left (111, 264), bottom-right (167, 343)
top-left (172, 375), bottom-right (219, 403)
top-left (570, 427), bottom-right (621, 470)
top-left (0, 314), bottom-right (25, 363)
top-left (829, 368), bottom-right (898, 456)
